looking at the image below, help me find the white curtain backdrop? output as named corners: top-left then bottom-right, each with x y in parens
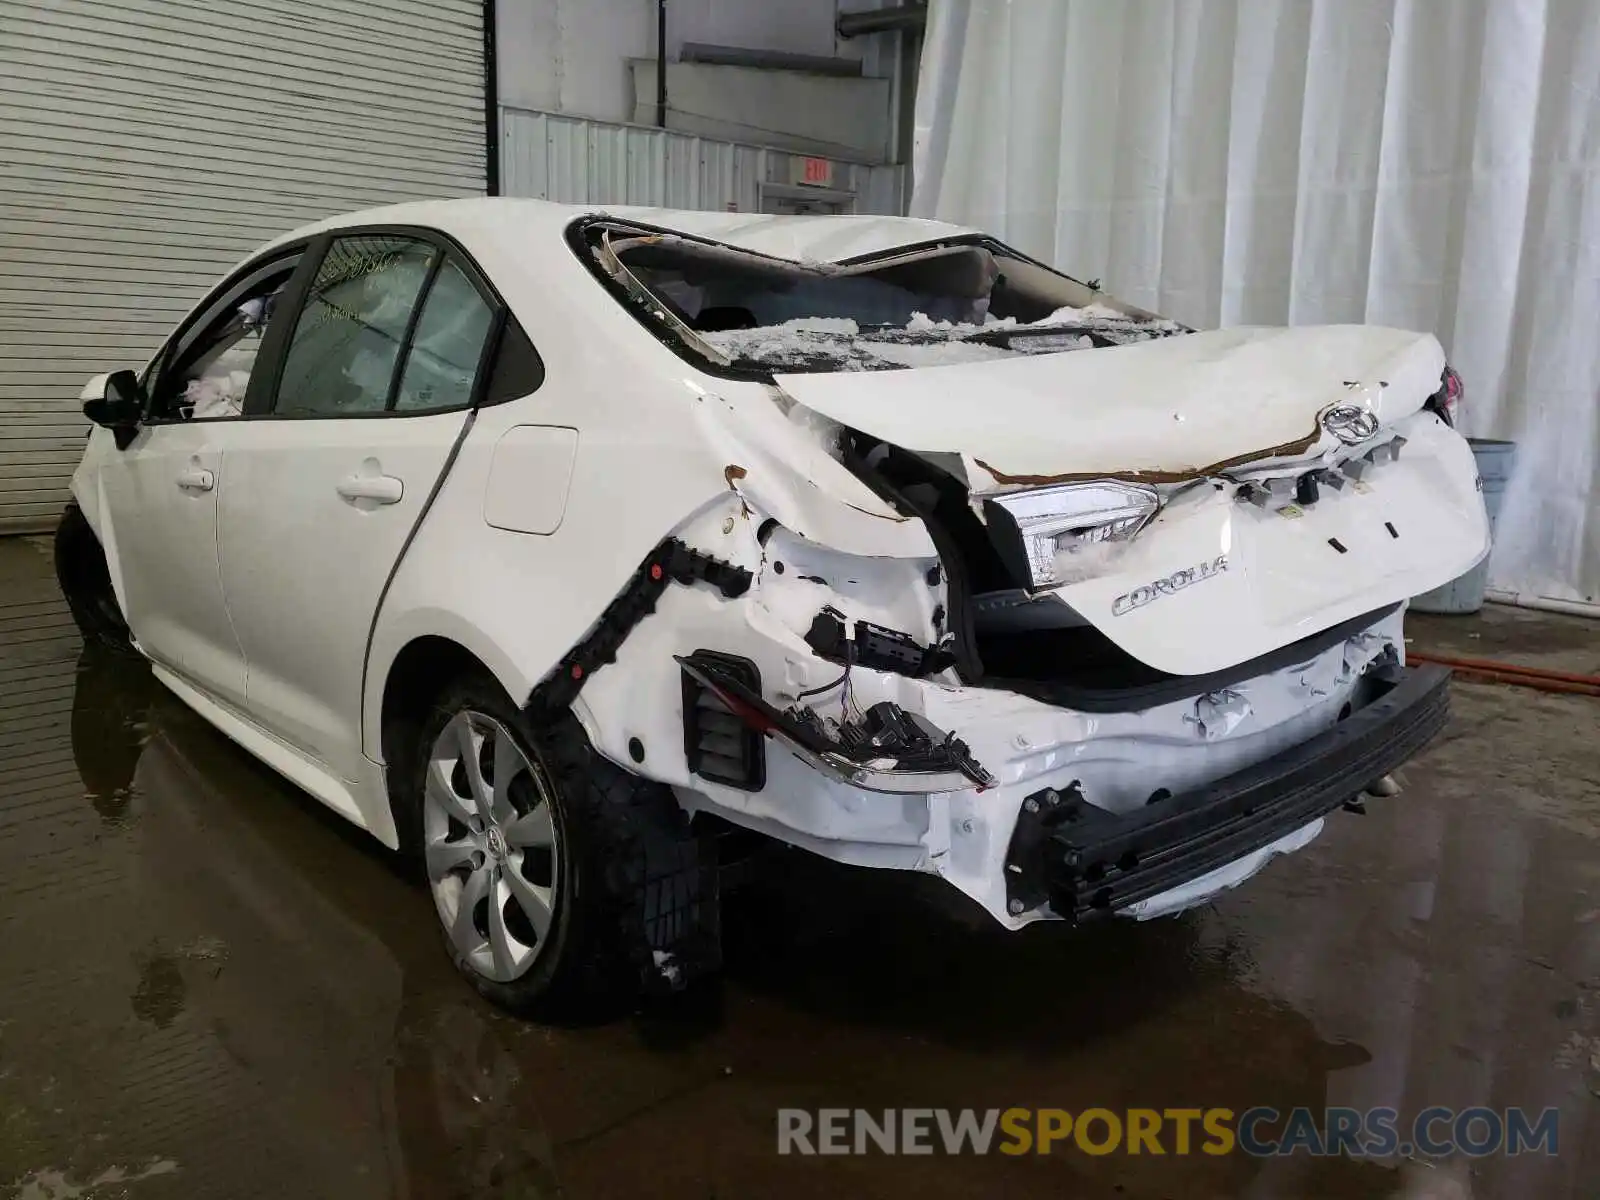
top-left (913, 0), bottom-right (1600, 610)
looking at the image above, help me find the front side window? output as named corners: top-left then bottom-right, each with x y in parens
top-left (274, 236), bottom-right (437, 417)
top-left (149, 262), bottom-right (297, 421)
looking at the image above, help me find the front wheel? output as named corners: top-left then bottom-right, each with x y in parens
top-left (400, 675), bottom-right (720, 1017)
top-left (54, 504), bottom-right (137, 655)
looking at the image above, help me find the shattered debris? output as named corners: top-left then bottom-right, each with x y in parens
top-left (584, 219), bottom-right (1188, 376)
top-left (700, 306), bottom-right (1185, 373)
top-left (788, 699), bottom-right (991, 787)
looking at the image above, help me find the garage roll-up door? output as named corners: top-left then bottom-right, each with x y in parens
top-left (0, 0), bottom-right (486, 533)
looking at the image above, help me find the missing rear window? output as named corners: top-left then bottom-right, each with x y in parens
top-left (576, 220), bottom-right (1189, 375)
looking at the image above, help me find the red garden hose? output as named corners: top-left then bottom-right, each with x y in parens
top-left (1406, 649), bottom-right (1600, 697)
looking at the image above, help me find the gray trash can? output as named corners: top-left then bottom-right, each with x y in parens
top-left (1410, 438), bottom-right (1516, 614)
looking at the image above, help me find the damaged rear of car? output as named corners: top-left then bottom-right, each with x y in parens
top-left (562, 212), bottom-right (1484, 930)
top-left (56, 196), bottom-right (1485, 1018)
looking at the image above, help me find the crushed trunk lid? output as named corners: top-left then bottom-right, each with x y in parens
top-left (774, 323), bottom-right (1447, 486)
top-left (1027, 419), bottom-right (1489, 676)
top-left (775, 324), bottom-right (1490, 677)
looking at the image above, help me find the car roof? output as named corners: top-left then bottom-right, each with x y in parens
top-left (264, 196), bottom-right (980, 265)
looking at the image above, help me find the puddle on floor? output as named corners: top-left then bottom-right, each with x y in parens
top-left (1, 537), bottom-right (1597, 1197)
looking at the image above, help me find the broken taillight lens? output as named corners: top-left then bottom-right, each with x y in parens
top-left (1432, 365), bottom-right (1463, 427)
top-left (984, 481), bottom-right (1160, 590)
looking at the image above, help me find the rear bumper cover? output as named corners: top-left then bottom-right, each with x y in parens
top-left (1002, 661), bottom-right (1451, 921)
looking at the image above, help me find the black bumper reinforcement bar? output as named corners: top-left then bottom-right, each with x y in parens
top-left (1003, 662), bottom-right (1452, 921)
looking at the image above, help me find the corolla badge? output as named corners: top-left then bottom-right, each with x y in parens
top-left (1112, 555), bottom-right (1228, 617)
top-left (1321, 404), bottom-right (1381, 445)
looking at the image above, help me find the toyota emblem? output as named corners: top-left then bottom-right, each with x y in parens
top-left (1321, 405), bottom-right (1381, 445)
top-left (485, 825), bottom-right (509, 860)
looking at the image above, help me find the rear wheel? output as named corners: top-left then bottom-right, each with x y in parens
top-left (54, 504), bottom-right (137, 655)
top-left (400, 674), bottom-right (720, 1017)
top-left (421, 707), bottom-right (565, 989)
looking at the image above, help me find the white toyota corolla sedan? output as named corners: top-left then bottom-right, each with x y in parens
top-left (56, 198), bottom-right (1487, 1014)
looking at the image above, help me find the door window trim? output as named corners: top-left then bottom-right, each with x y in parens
top-left (141, 243), bottom-right (313, 426)
top-left (251, 224), bottom-right (540, 421)
top-left (140, 224), bottom-right (546, 428)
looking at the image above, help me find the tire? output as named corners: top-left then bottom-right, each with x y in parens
top-left (54, 504), bottom-right (138, 656)
top-left (397, 672), bottom-right (720, 1018)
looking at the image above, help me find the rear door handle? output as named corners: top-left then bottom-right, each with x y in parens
top-left (336, 474), bottom-right (404, 505)
top-left (176, 467), bottom-right (215, 492)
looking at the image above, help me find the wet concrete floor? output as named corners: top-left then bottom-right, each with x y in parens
top-left (1, 533), bottom-right (1598, 1199)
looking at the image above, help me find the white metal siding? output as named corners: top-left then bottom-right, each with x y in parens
top-left (0, 0), bottom-right (486, 533)
top-left (500, 106), bottom-right (905, 219)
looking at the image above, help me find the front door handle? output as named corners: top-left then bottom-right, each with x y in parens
top-left (176, 467), bottom-right (215, 492)
top-left (336, 474), bottom-right (404, 505)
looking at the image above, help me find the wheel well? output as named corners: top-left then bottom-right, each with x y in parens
top-left (379, 636), bottom-right (499, 848)
top-left (55, 503), bottom-right (132, 648)
top-left (55, 504), bottom-right (112, 595)
top-left (381, 636), bottom-right (496, 755)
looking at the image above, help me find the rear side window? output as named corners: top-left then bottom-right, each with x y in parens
top-left (393, 258), bottom-right (496, 412)
top-left (274, 235), bottom-right (436, 416)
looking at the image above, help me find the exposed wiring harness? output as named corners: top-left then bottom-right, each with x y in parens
top-left (791, 644), bottom-right (859, 721)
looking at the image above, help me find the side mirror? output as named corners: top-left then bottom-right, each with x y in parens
top-left (82, 370), bottom-right (145, 449)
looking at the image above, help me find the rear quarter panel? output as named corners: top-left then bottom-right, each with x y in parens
top-left (361, 216), bottom-right (942, 769)
top-left (361, 224), bottom-right (747, 764)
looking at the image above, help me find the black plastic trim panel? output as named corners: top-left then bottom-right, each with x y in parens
top-left (680, 650), bottom-right (767, 791)
top-left (1003, 662), bottom-right (1451, 920)
top-left (524, 539), bottom-right (753, 723)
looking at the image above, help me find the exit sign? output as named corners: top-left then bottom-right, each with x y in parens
top-left (791, 156), bottom-right (835, 188)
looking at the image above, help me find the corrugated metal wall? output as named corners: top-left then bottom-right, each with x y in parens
top-left (500, 106), bottom-right (905, 216)
top-left (0, 0), bottom-right (486, 533)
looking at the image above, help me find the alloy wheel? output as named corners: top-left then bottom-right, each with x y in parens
top-left (422, 710), bottom-right (561, 982)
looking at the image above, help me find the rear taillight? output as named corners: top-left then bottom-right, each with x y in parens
top-left (1430, 365), bottom-right (1463, 427)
